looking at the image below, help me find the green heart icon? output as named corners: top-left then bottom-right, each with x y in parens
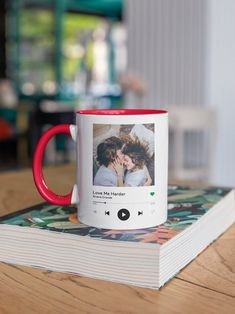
top-left (150, 192), bottom-right (155, 196)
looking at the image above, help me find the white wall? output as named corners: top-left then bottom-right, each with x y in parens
top-left (205, 0), bottom-right (235, 186)
top-left (125, 0), bottom-right (206, 107)
top-left (125, 0), bottom-right (235, 186)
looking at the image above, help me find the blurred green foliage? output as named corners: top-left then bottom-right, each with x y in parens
top-left (19, 8), bottom-right (101, 93)
top-left (63, 13), bottom-right (101, 82)
top-left (21, 9), bottom-right (54, 37)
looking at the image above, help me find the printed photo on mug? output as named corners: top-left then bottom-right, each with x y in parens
top-left (93, 123), bottom-right (155, 187)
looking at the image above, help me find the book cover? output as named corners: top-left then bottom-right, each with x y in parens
top-left (0, 185), bottom-right (232, 244)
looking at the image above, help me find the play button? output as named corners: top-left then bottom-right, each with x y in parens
top-left (117, 208), bottom-right (130, 221)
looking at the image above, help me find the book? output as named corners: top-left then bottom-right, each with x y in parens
top-left (0, 185), bottom-right (234, 289)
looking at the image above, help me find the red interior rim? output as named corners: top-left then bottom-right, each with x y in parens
top-left (78, 109), bottom-right (168, 115)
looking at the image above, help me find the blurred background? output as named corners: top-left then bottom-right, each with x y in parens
top-left (0, 0), bottom-right (234, 186)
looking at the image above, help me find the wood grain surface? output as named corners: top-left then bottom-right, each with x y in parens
top-left (0, 164), bottom-right (234, 314)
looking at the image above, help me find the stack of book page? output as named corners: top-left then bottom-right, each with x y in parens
top-left (0, 185), bottom-right (234, 289)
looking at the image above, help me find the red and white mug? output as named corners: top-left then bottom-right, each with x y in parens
top-left (33, 109), bottom-right (168, 229)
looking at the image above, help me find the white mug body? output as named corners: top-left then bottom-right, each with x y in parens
top-left (75, 110), bottom-right (168, 230)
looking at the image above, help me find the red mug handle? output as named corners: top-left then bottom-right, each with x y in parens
top-left (33, 124), bottom-right (78, 205)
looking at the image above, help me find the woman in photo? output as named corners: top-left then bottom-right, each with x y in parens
top-left (113, 139), bottom-right (152, 187)
top-left (93, 137), bottom-right (124, 186)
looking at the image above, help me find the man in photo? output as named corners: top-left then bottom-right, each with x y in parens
top-left (93, 137), bottom-right (125, 186)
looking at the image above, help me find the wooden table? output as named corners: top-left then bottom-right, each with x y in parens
top-left (0, 164), bottom-right (234, 314)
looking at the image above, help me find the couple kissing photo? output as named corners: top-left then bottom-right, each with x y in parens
top-left (93, 124), bottom-right (155, 187)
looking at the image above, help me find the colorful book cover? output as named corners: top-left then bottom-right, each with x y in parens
top-left (0, 186), bottom-right (231, 245)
